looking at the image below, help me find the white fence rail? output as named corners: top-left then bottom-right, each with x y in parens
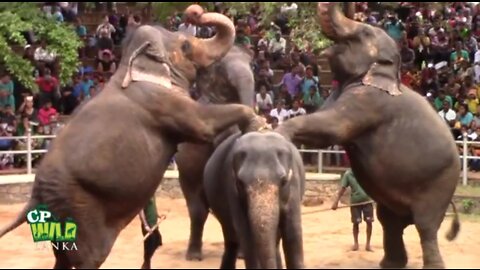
top-left (0, 130), bottom-right (476, 186)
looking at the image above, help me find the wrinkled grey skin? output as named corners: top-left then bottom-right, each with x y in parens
top-left (276, 3), bottom-right (460, 269)
top-left (175, 45), bottom-right (255, 261)
top-left (0, 6), bottom-right (260, 269)
top-left (204, 131), bottom-right (305, 269)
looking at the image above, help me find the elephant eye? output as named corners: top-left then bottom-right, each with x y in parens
top-left (181, 40), bottom-right (192, 54)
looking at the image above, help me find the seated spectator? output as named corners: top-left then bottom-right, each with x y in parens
top-left (35, 68), bottom-right (59, 109)
top-left (467, 89), bottom-right (480, 114)
top-left (303, 86), bottom-right (323, 114)
top-left (439, 100), bottom-right (457, 128)
top-left (431, 29), bottom-right (450, 64)
top-left (458, 61), bottom-right (474, 82)
top-left (97, 50), bottom-right (117, 74)
top-left (0, 104), bottom-right (17, 134)
top-left (75, 18), bottom-right (87, 58)
top-left (38, 100), bottom-right (58, 126)
top-left (400, 41), bottom-right (415, 69)
top-left (0, 125), bottom-right (15, 170)
top-left (96, 15), bottom-right (116, 39)
top-left (277, 84), bottom-right (293, 109)
top-left (269, 100), bottom-right (289, 124)
top-left (472, 104), bottom-right (480, 129)
top-left (255, 84), bottom-right (273, 115)
top-left (234, 29), bottom-right (251, 49)
top-left (434, 89), bottom-right (453, 111)
top-left (268, 31), bottom-right (286, 63)
top-left (60, 83), bottom-right (78, 115)
top-left (0, 74), bottom-right (14, 110)
top-left (450, 41), bottom-right (470, 70)
top-left (465, 31), bottom-right (478, 63)
top-left (420, 62), bottom-right (439, 95)
top-left (457, 103), bottom-right (474, 129)
top-left (236, 19), bottom-right (251, 36)
top-left (288, 100), bottom-right (306, 119)
top-left (18, 96), bottom-right (38, 134)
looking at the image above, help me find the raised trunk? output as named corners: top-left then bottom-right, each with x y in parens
top-left (185, 5), bottom-right (235, 67)
top-left (317, 2), bottom-right (363, 40)
top-left (246, 181), bottom-right (280, 269)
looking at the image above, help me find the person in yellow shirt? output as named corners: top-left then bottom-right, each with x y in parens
top-left (467, 89), bottom-right (480, 114)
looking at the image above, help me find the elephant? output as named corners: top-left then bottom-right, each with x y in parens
top-left (275, 3), bottom-right (461, 269)
top-left (203, 130), bottom-right (305, 269)
top-left (0, 5), bottom-right (263, 269)
top-left (175, 45), bottom-right (255, 261)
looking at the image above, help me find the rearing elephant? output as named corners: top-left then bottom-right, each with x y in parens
top-left (276, 3), bottom-right (460, 269)
top-left (175, 45), bottom-right (255, 261)
top-left (0, 5), bottom-right (262, 269)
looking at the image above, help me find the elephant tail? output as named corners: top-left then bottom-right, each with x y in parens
top-left (446, 200), bottom-right (460, 241)
top-left (0, 197), bottom-right (38, 239)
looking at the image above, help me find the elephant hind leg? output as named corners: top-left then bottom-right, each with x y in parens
top-left (377, 204), bottom-right (410, 269)
top-left (53, 248), bottom-right (72, 269)
top-left (412, 197), bottom-right (450, 269)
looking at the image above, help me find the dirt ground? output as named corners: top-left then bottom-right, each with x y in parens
top-left (0, 197), bottom-right (478, 269)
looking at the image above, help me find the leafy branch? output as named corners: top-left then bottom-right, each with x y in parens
top-left (0, 3), bottom-right (82, 92)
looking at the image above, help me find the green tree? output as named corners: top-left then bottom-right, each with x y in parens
top-left (0, 3), bottom-right (82, 92)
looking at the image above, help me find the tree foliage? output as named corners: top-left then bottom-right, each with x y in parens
top-left (0, 3), bottom-right (82, 92)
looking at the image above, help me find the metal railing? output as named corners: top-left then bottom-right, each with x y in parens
top-left (0, 131), bottom-right (477, 186)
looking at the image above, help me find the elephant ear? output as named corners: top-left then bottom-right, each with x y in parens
top-left (121, 41), bottom-right (172, 89)
top-left (362, 62), bottom-right (402, 96)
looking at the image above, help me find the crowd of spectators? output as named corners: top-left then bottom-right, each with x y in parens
top-left (5, 2), bottom-right (480, 171)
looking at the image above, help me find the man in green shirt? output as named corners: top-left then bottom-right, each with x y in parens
top-left (139, 196), bottom-right (162, 269)
top-left (331, 168), bottom-right (374, 252)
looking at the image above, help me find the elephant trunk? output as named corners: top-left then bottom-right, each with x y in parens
top-left (317, 2), bottom-right (362, 41)
top-left (185, 5), bottom-right (235, 67)
top-left (246, 180), bottom-right (280, 269)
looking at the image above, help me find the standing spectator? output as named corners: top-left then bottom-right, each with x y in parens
top-left (18, 96), bottom-right (38, 135)
top-left (383, 13), bottom-right (405, 42)
top-left (60, 83), bottom-right (77, 115)
top-left (34, 39), bottom-right (57, 75)
top-left (75, 18), bottom-right (87, 58)
top-left (299, 66), bottom-right (319, 99)
top-left (288, 100), bottom-right (306, 119)
top-left (53, 6), bottom-right (64, 23)
top-left (96, 15), bottom-right (116, 39)
top-left (269, 100), bottom-right (289, 124)
top-left (35, 68), bottom-right (59, 109)
top-left (178, 18), bottom-right (197, 37)
top-left (411, 28), bottom-right (431, 69)
top-left (331, 168), bottom-right (374, 252)
top-left (1, 104), bottom-right (17, 134)
top-left (279, 66), bottom-right (302, 98)
top-left (234, 29), bottom-right (251, 49)
top-left (268, 31), bottom-right (287, 63)
top-left (0, 74), bottom-right (15, 111)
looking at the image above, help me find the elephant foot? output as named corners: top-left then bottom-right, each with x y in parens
top-left (423, 261), bottom-right (445, 269)
top-left (186, 249), bottom-right (203, 261)
top-left (380, 257), bottom-right (407, 269)
top-left (141, 261), bottom-right (151, 269)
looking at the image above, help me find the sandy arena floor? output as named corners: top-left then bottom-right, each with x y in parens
top-left (0, 197), bottom-right (478, 269)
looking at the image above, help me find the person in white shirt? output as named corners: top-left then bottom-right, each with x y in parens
top-left (34, 39), bottom-right (57, 63)
top-left (178, 20), bottom-right (197, 37)
top-left (270, 100), bottom-right (289, 124)
top-left (474, 47), bottom-right (480, 84)
top-left (255, 85), bottom-right (273, 114)
top-left (438, 100), bottom-right (457, 128)
top-left (96, 15), bottom-right (116, 39)
top-left (268, 31), bottom-right (287, 62)
top-left (288, 100), bottom-right (307, 119)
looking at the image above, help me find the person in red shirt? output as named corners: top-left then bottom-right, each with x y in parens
top-left (38, 99), bottom-right (58, 126)
top-left (35, 68), bottom-right (59, 109)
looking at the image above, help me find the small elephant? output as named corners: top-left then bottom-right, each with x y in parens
top-left (276, 3), bottom-right (460, 269)
top-left (175, 45), bottom-right (256, 261)
top-left (204, 131), bottom-right (305, 269)
top-left (0, 5), bottom-right (260, 269)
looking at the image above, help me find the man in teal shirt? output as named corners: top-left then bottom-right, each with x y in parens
top-left (331, 168), bottom-right (374, 252)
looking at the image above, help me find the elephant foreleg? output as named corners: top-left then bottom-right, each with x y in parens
top-left (182, 183), bottom-right (209, 261)
top-left (275, 88), bottom-right (382, 147)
